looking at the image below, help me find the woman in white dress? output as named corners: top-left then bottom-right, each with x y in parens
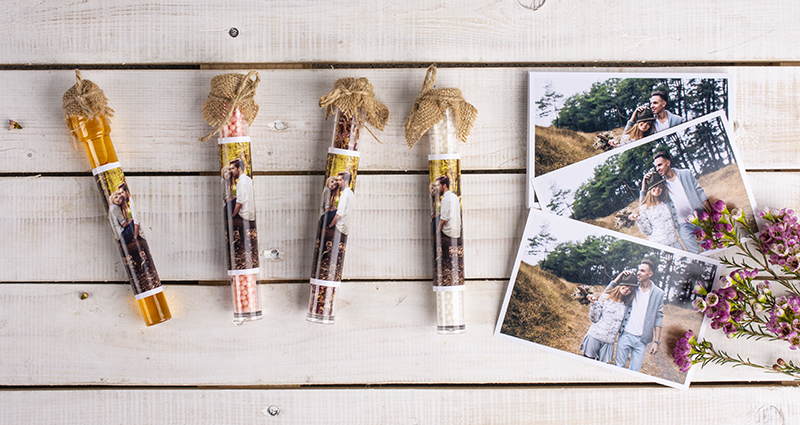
top-left (633, 172), bottom-right (683, 250)
top-left (580, 275), bottom-right (636, 362)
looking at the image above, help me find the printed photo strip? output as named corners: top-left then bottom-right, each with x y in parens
top-left (527, 71), bottom-right (730, 208)
top-left (93, 163), bottom-right (171, 325)
top-left (494, 209), bottom-right (719, 389)
top-left (533, 111), bottom-right (756, 255)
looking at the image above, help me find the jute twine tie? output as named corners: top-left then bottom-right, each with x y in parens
top-left (62, 70), bottom-right (115, 148)
top-left (62, 70), bottom-right (114, 120)
top-left (200, 71), bottom-right (260, 142)
top-left (404, 65), bottom-right (477, 149)
top-left (319, 77), bottom-right (389, 143)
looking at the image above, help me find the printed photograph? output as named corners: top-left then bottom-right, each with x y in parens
top-left (95, 167), bottom-right (160, 293)
top-left (219, 142), bottom-right (259, 270)
top-left (311, 151), bottom-right (359, 282)
top-left (495, 209), bottom-right (718, 389)
top-left (533, 111), bottom-right (756, 255)
top-left (429, 158), bottom-right (464, 286)
top-left (530, 72), bottom-right (730, 178)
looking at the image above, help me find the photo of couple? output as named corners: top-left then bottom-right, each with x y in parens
top-left (429, 159), bottom-right (464, 287)
top-left (607, 90), bottom-right (685, 149)
top-left (311, 152), bottom-right (359, 283)
top-left (534, 111), bottom-right (756, 255)
top-left (526, 72), bottom-right (730, 207)
top-left (581, 260), bottom-right (663, 372)
top-left (495, 210), bottom-right (718, 388)
top-left (219, 144), bottom-right (259, 271)
top-left (95, 167), bottom-right (160, 293)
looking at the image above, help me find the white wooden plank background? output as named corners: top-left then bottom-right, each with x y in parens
top-left (2, 68), bottom-right (800, 173)
top-left (0, 172), bottom-right (795, 282)
top-left (2, 0), bottom-right (800, 64)
top-left (3, 1), bottom-right (800, 423)
top-left (0, 282), bottom-right (794, 386)
top-left (0, 174), bottom-right (526, 281)
top-left (1, 387), bottom-right (797, 425)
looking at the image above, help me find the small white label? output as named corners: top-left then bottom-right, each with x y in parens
top-left (91, 162), bottom-right (122, 175)
top-left (428, 154), bottom-right (460, 161)
top-left (310, 278), bottom-right (341, 288)
top-left (218, 136), bottom-right (251, 145)
top-left (227, 268), bottom-right (260, 276)
top-left (328, 147), bottom-right (361, 158)
top-left (432, 285), bottom-right (466, 292)
top-left (134, 286), bottom-right (164, 300)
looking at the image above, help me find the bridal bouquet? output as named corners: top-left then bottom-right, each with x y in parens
top-left (673, 201), bottom-right (800, 378)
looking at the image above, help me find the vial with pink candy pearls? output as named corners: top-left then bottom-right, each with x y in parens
top-left (201, 72), bottom-right (263, 324)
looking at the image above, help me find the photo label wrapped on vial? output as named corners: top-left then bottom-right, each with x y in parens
top-left (220, 140), bottom-right (259, 272)
top-left (94, 164), bottom-right (163, 296)
top-left (429, 157), bottom-right (464, 287)
top-left (308, 147), bottom-right (359, 324)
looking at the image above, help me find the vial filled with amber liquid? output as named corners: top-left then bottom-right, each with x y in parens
top-left (67, 114), bottom-right (171, 326)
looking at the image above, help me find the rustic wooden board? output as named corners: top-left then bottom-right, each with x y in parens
top-left (3, 0), bottom-right (799, 420)
top-left (1, 386), bottom-right (798, 425)
top-left (0, 69), bottom-right (524, 173)
top-left (0, 174), bottom-right (527, 282)
top-left (2, 171), bottom-right (797, 282)
top-left (2, 1), bottom-right (799, 65)
top-left (1, 68), bottom-right (798, 173)
top-left (0, 282), bottom-right (793, 387)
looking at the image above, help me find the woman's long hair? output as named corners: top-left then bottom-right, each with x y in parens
top-left (641, 181), bottom-right (670, 210)
top-left (623, 121), bottom-right (653, 141)
top-left (221, 166), bottom-right (235, 200)
top-left (328, 176), bottom-right (341, 207)
top-left (429, 181), bottom-right (440, 213)
top-left (604, 285), bottom-right (635, 304)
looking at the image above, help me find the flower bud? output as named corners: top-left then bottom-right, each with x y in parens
top-left (693, 284), bottom-right (708, 296)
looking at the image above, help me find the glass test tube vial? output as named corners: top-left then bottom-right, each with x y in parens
top-left (218, 106), bottom-right (262, 324)
top-left (66, 114), bottom-right (171, 326)
top-left (308, 107), bottom-right (361, 324)
top-left (427, 108), bottom-right (466, 334)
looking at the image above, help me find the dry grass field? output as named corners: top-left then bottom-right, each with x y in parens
top-left (533, 125), bottom-right (621, 177)
top-left (501, 261), bottom-right (703, 384)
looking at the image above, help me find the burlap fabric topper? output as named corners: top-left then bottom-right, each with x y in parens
top-left (200, 71), bottom-right (260, 142)
top-left (319, 77), bottom-right (389, 142)
top-left (62, 70), bottom-right (115, 148)
top-left (62, 70), bottom-right (115, 121)
top-left (404, 65), bottom-right (477, 149)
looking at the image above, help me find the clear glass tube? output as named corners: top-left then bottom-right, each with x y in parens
top-left (308, 107), bottom-right (361, 324)
top-left (66, 114), bottom-right (171, 327)
top-left (218, 106), bottom-right (262, 324)
top-left (427, 108), bottom-right (466, 334)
